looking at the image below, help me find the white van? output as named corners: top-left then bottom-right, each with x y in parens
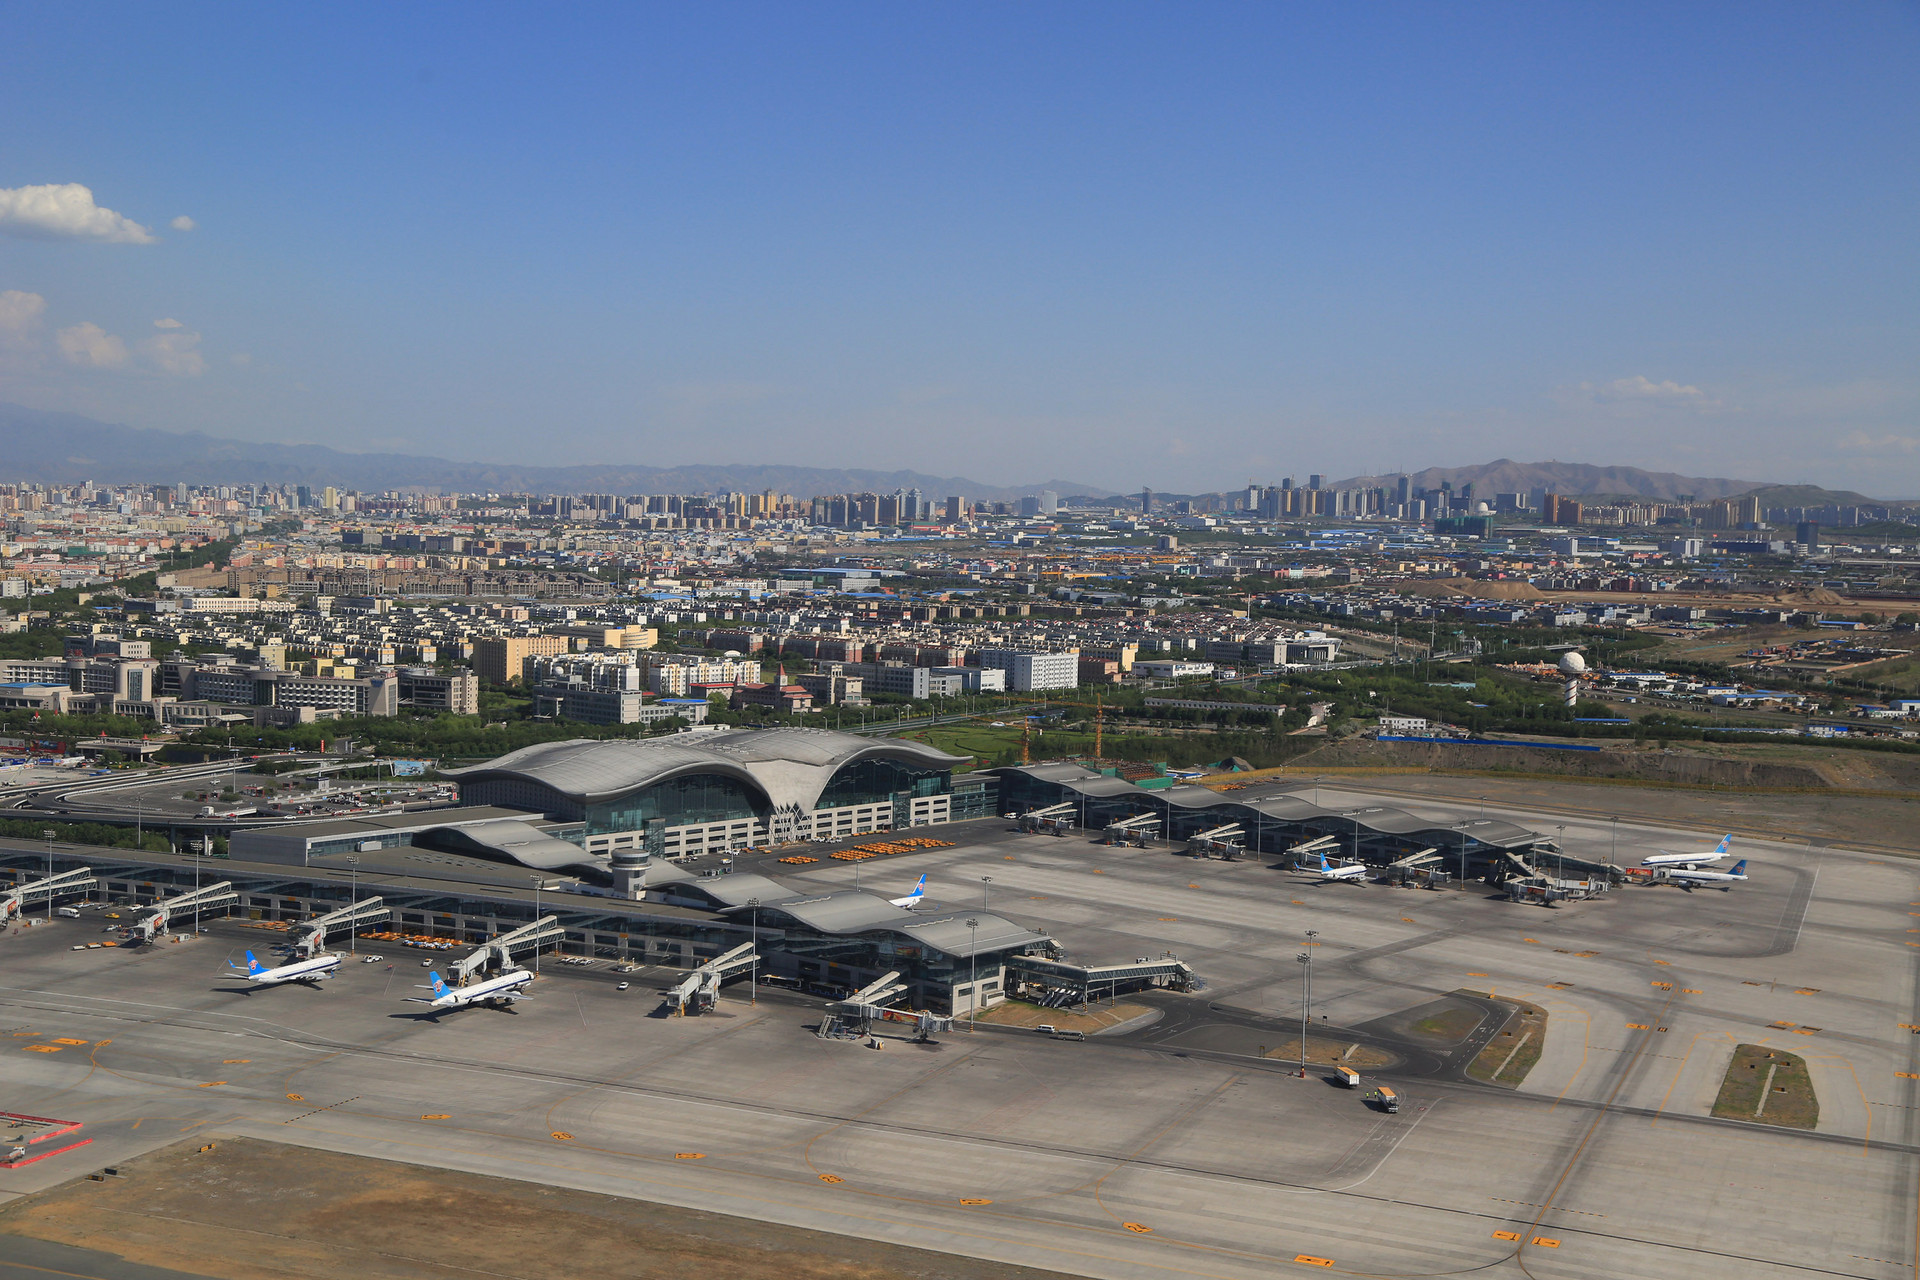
top-left (55, 906), bottom-right (81, 919)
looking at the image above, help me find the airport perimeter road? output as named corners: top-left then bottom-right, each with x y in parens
top-left (5, 806), bottom-right (1920, 1278)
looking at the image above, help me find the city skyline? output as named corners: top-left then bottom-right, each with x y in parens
top-left (2, 6), bottom-right (1915, 491)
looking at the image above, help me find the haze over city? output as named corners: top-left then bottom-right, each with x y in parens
top-left (1, 4), bottom-right (1916, 494)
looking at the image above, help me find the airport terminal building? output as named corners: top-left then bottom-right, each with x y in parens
top-left (443, 728), bottom-right (999, 860)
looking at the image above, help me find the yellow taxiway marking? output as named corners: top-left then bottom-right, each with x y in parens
top-left (421, 1114), bottom-right (451, 1120)
top-left (960, 1198), bottom-right (992, 1205)
top-left (1293, 1255), bottom-right (1332, 1267)
top-left (551, 1131), bottom-right (573, 1141)
top-left (222, 1058), bottom-right (251, 1064)
top-left (1532, 1236), bottom-right (1561, 1247)
top-left (198, 1081), bottom-right (226, 1088)
top-left (1895, 1072), bottom-right (1919, 1080)
top-left (1791, 1028), bottom-right (1820, 1036)
top-left (1124, 1223), bottom-right (1152, 1234)
top-left (1651, 982), bottom-right (1673, 989)
top-left (1157, 917), bottom-right (1178, 922)
top-left (1769, 1021), bottom-right (1797, 1029)
top-left (1652, 959), bottom-right (1673, 966)
top-left (1492, 1230), bottom-right (1520, 1240)
top-left (23, 1044), bottom-right (61, 1053)
top-left (1626, 1023), bottom-right (1650, 1030)
top-left (819, 1173), bottom-right (843, 1184)
top-left (674, 1152), bottom-right (704, 1159)
top-left (1522, 938), bottom-right (1540, 944)
top-left (1468, 972), bottom-right (1489, 977)
top-left (1794, 988), bottom-right (1820, 995)
top-left (1682, 988), bottom-right (1703, 994)
top-left (286, 1093), bottom-right (304, 1102)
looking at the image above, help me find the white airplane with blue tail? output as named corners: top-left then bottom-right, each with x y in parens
top-left (225, 949), bottom-right (341, 987)
top-left (407, 968), bottom-right (534, 1011)
top-left (889, 875), bottom-right (928, 909)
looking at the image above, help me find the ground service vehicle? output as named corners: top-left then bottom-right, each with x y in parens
top-left (1336, 1065), bottom-right (1360, 1088)
top-left (1372, 1086), bottom-right (1399, 1113)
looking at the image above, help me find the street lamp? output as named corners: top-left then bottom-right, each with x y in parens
top-left (1556, 824), bottom-right (1565, 887)
top-left (747, 896), bottom-right (759, 1005)
top-left (529, 874), bottom-right (544, 974)
top-left (1610, 815), bottom-right (1619, 868)
top-left (966, 917), bottom-right (979, 1032)
top-left (981, 875), bottom-right (992, 912)
top-left (42, 829), bottom-right (54, 920)
top-left (346, 855), bottom-right (359, 955)
top-left (1296, 952), bottom-right (1311, 1077)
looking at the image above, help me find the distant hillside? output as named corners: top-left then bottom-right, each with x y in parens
top-left (1737, 483), bottom-right (1890, 508)
top-left (1329, 459), bottom-right (1766, 502)
top-left (0, 403), bottom-right (1096, 501)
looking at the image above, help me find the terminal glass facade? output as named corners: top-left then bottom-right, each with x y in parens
top-left (814, 757), bottom-right (949, 810)
top-left (585, 772), bottom-right (770, 837)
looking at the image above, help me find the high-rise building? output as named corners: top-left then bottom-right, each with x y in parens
top-left (1140, 486), bottom-right (1154, 514)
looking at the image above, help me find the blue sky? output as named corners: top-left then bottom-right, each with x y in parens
top-left (1, 3), bottom-right (1915, 494)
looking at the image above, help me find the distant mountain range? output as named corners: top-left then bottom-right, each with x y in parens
top-left (1329, 459), bottom-right (1764, 503)
top-left (0, 405), bottom-right (1904, 507)
top-left (0, 403), bottom-right (1098, 502)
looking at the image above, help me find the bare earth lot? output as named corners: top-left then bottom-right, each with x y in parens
top-left (0, 1137), bottom-right (1078, 1280)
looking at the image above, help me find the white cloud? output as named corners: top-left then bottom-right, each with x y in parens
top-left (153, 317), bottom-right (183, 329)
top-left (169, 215), bottom-right (196, 232)
top-left (0, 184), bottom-right (156, 244)
top-left (0, 290), bottom-right (47, 346)
top-left (57, 321), bottom-right (130, 368)
top-left (1558, 374), bottom-right (1722, 411)
top-left (1836, 430), bottom-right (1919, 455)
top-left (138, 326), bottom-right (204, 377)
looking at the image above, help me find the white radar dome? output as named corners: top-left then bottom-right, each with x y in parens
top-left (723, 650), bottom-right (743, 658)
top-left (1557, 651), bottom-right (1587, 675)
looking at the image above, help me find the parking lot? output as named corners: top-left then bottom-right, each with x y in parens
top-left (3, 791), bottom-right (1918, 1279)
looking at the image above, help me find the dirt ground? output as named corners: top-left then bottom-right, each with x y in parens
top-left (0, 1137), bottom-right (1084, 1280)
top-left (1465, 999), bottom-right (1547, 1088)
top-left (971, 999), bottom-right (1150, 1032)
top-left (1325, 770), bottom-right (1919, 856)
top-left (1258, 1035), bottom-right (1394, 1069)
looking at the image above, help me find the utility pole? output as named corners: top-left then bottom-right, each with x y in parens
top-left (967, 918), bottom-right (980, 1033)
top-left (748, 897), bottom-right (759, 1005)
top-left (43, 829), bottom-right (54, 920)
top-left (529, 875), bottom-right (544, 974)
top-left (346, 855), bottom-right (359, 955)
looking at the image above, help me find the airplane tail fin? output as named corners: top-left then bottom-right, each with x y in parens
top-left (245, 949), bottom-right (264, 975)
top-left (904, 875), bottom-right (925, 900)
top-left (428, 971), bottom-right (449, 997)
top-left (1717, 835), bottom-right (1733, 855)
top-left (1730, 860), bottom-right (1747, 877)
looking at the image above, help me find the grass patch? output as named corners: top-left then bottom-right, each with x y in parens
top-left (1261, 1036), bottom-right (1396, 1070)
top-left (1712, 1044), bottom-right (1819, 1129)
top-left (971, 997), bottom-right (1151, 1033)
top-left (1466, 999), bottom-right (1548, 1087)
top-left (1410, 1006), bottom-right (1485, 1043)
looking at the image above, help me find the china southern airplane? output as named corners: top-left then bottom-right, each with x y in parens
top-left (407, 968), bottom-right (534, 1011)
top-left (889, 875), bottom-right (928, 909)
top-left (225, 949), bottom-right (341, 987)
top-left (1309, 849), bottom-right (1369, 883)
top-left (1642, 835), bottom-right (1732, 869)
top-left (1663, 859), bottom-right (1748, 891)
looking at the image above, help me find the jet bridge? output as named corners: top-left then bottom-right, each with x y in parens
top-left (449, 915), bottom-right (565, 982)
top-left (124, 881), bottom-right (238, 943)
top-left (1007, 954), bottom-right (1200, 1006)
top-left (287, 897), bottom-right (393, 958)
top-left (662, 942), bottom-right (759, 1016)
top-left (1102, 813), bottom-right (1161, 846)
top-left (1185, 823), bottom-right (1245, 859)
top-left (1, 867), bottom-right (96, 924)
top-left (1288, 835), bottom-right (1340, 856)
top-left (817, 970), bottom-right (910, 1038)
top-left (1019, 803), bottom-right (1078, 836)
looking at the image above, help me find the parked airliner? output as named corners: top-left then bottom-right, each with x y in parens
top-left (225, 949), bottom-right (341, 987)
top-left (890, 875), bottom-right (928, 909)
top-left (1642, 835), bottom-right (1732, 869)
top-left (407, 968), bottom-right (534, 1011)
top-left (1663, 859), bottom-right (1748, 891)
top-left (1308, 850), bottom-right (1369, 882)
